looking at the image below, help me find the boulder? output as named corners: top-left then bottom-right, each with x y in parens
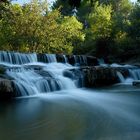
top-left (81, 66), bottom-right (119, 87)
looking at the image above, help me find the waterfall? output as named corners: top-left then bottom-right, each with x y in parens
top-left (0, 51), bottom-right (37, 65)
top-left (98, 58), bottom-right (105, 65)
top-left (128, 68), bottom-right (140, 80)
top-left (37, 53), bottom-right (57, 63)
top-left (1, 51), bottom-right (140, 97)
top-left (73, 55), bottom-right (87, 66)
top-left (0, 51), bottom-right (87, 97)
top-left (45, 54), bottom-right (57, 63)
top-left (63, 55), bottom-right (68, 63)
top-left (0, 51), bottom-right (89, 65)
top-left (111, 64), bottom-right (140, 84)
top-left (116, 71), bottom-right (125, 83)
top-left (5, 62), bottom-right (77, 96)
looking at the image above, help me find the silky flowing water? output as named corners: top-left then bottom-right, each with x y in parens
top-left (0, 86), bottom-right (140, 140)
top-left (0, 52), bottom-right (140, 140)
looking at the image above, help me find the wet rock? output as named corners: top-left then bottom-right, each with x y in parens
top-left (133, 80), bottom-right (140, 86)
top-left (0, 66), bottom-right (15, 81)
top-left (37, 53), bottom-right (99, 66)
top-left (67, 55), bottom-right (99, 66)
top-left (86, 56), bottom-right (99, 66)
top-left (81, 66), bottom-right (119, 87)
top-left (113, 67), bottom-right (130, 78)
top-left (63, 70), bottom-right (74, 79)
top-left (23, 65), bottom-right (43, 71)
top-left (56, 54), bottom-right (66, 63)
top-left (63, 68), bottom-right (85, 87)
top-left (37, 53), bottom-right (47, 63)
top-left (67, 55), bottom-right (75, 65)
top-left (0, 65), bottom-right (6, 75)
top-left (0, 78), bottom-right (14, 100)
top-left (35, 70), bottom-right (52, 78)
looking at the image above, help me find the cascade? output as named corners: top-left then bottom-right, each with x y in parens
top-left (1, 51), bottom-right (140, 97)
top-left (116, 71), bottom-right (125, 83)
top-left (98, 58), bottom-right (105, 65)
top-left (0, 51), bottom-right (82, 96)
top-left (111, 64), bottom-right (140, 83)
top-left (45, 54), bottom-right (57, 63)
top-left (0, 52), bottom-right (95, 97)
top-left (36, 53), bottom-right (57, 63)
top-left (0, 51), bottom-right (37, 64)
top-left (63, 55), bottom-right (68, 63)
top-left (128, 68), bottom-right (140, 80)
top-left (73, 55), bottom-right (87, 66)
top-left (5, 62), bottom-right (77, 96)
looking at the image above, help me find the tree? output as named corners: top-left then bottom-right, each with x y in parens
top-left (59, 16), bottom-right (85, 53)
top-left (0, 0), bottom-right (49, 51)
top-left (0, 0), bottom-right (11, 18)
top-left (0, 0), bottom-right (85, 54)
top-left (53, 0), bottom-right (95, 18)
top-left (128, 3), bottom-right (140, 40)
top-left (52, 0), bottom-right (72, 16)
top-left (79, 2), bottom-right (113, 57)
top-left (125, 1), bottom-right (140, 53)
top-left (111, 0), bottom-right (132, 35)
top-left (88, 2), bottom-right (112, 39)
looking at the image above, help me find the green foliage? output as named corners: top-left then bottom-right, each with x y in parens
top-left (111, 0), bottom-right (132, 37)
top-left (0, 0), bottom-right (85, 54)
top-left (128, 3), bottom-right (140, 40)
top-left (76, 2), bottom-right (113, 57)
top-left (1, 0), bottom-right (140, 62)
top-left (88, 2), bottom-right (112, 39)
top-left (52, 0), bottom-right (72, 16)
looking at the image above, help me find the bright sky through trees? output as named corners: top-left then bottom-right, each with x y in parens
top-left (12, 0), bottom-right (55, 5)
top-left (12, 0), bottom-right (137, 5)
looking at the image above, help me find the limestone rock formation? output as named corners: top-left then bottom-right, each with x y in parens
top-left (81, 66), bottom-right (119, 87)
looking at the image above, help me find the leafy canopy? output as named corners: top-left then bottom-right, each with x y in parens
top-left (0, 0), bottom-right (85, 54)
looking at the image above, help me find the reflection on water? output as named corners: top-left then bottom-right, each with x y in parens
top-left (0, 85), bottom-right (140, 140)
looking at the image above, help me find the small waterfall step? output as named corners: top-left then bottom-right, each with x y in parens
top-left (0, 51), bottom-right (37, 64)
top-left (133, 80), bottom-right (140, 86)
top-left (3, 62), bottom-right (80, 96)
top-left (0, 51), bottom-right (99, 66)
top-left (1, 51), bottom-right (140, 98)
